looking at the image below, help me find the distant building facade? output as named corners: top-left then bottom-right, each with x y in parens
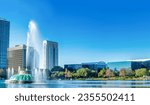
top-left (82, 62), bottom-right (106, 71)
top-left (107, 60), bottom-right (150, 70)
top-left (7, 45), bottom-right (26, 73)
top-left (64, 60), bottom-right (150, 72)
top-left (43, 40), bottom-right (58, 70)
top-left (64, 64), bottom-right (82, 71)
top-left (0, 18), bottom-right (10, 70)
top-left (64, 61), bottom-right (107, 72)
top-left (107, 61), bottom-right (132, 70)
top-left (131, 60), bottom-right (150, 70)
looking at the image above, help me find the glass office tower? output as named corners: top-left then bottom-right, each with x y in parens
top-left (0, 18), bottom-right (10, 70)
top-left (43, 40), bottom-right (58, 70)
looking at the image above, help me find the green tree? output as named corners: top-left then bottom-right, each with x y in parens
top-left (98, 68), bottom-right (106, 77)
top-left (126, 69), bottom-right (135, 76)
top-left (135, 68), bottom-right (149, 77)
top-left (76, 68), bottom-right (91, 78)
top-left (65, 70), bottom-right (72, 78)
top-left (51, 71), bottom-right (65, 79)
top-left (56, 71), bottom-right (65, 78)
top-left (72, 72), bottom-right (78, 79)
top-left (149, 70), bottom-right (150, 76)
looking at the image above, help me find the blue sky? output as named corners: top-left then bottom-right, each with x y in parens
top-left (0, 0), bottom-right (150, 66)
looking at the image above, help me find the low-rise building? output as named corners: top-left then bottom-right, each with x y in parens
top-left (107, 61), bottom-right (131, 70)
top-left (64, 64), bottom-right (82, 71)
top-left (107, 59), bottom-right (150, 70)
top-left (64, 61), bottom-right (107, 72)
top-left (7, 45), bottom-right (26, 73)
top-left (82, 61), bottom-right (106, 72)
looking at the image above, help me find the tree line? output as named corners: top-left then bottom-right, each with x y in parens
top-left (49, 66), bottom-right (150, 80)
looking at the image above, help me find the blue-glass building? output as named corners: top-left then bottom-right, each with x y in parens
top-left (64, 64), bottom-right (82, 71)
top-left (131, 60), bottom-right (150, 70)
top-left (0, 18), bottom-right (10, 70)
top-left (65, 60), bottom-right (150, 71)
top-left (107, 60), bottom-right (150, 70)
top-left (82, 62), bottom-right (106, 71)
top-left (107, 61), bottom-right (131, 70)
top-left (64, 61), bottom-right (107, 72)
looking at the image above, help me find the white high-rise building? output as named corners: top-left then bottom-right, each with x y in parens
top-left (43, 40), bottom-right (58, 70)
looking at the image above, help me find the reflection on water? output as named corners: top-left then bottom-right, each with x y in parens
top-left (1, 80), bottom-right (150, 88)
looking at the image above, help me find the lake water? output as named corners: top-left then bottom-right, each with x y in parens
top-left (0, 80), bottom-right (150, 88)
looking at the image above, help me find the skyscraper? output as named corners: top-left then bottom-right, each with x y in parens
top-left (7, 45), bottom-right (26, 73)
top-left (0, 18), bottom-right (10, 70)
top-left (43, 40), bottom-right (58, 70)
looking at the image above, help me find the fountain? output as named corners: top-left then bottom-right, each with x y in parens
top-left (26, 20), bottom-right (46, 83)
top-left (7, 68), bottom-right (11, 79)
top-left (6, 20), bottom-right (47, 84)
top-left (7, 68), bottom-right (14, 79)
top-left (7, 71), bottom-right (33, 83)
top-left (18, 66), bottom-right (21, 73)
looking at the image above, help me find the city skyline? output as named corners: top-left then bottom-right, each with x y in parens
top-left (0, 0), bottom-right (150, 66)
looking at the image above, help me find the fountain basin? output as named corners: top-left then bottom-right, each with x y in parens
top-left (6, 74), bottom-right (33, 84)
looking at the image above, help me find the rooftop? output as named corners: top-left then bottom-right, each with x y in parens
top-left (8, 45), bottom-right (26, 51)
top-left (127, 59), bottom-right (150, 62)
top-left (107, 59), bottom-right (150, 63)
top-left (0, 17), bottom-right (9, 22)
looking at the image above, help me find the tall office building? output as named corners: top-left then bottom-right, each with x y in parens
top-left (0, 18), bottom-right (10, 70)
top-left (43, 40), bottom-right (58, 70)
top-left (7, 45), bottom-right (26, 73)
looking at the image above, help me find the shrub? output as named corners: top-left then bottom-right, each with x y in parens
top-left (98, 69), bottom-right (106, 77)
top-left (105, 69), bottom-right (115, 77)
top-left (135, 68), bottom-right (149, 77)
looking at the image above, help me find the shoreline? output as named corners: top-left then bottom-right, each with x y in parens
top-left (48, 76), bottom-right (150, 81)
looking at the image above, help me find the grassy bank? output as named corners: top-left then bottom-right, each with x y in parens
top-left (86, 77), bottom-right (150, 81)
top-left (49, 76), bottom-right (150, 81)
